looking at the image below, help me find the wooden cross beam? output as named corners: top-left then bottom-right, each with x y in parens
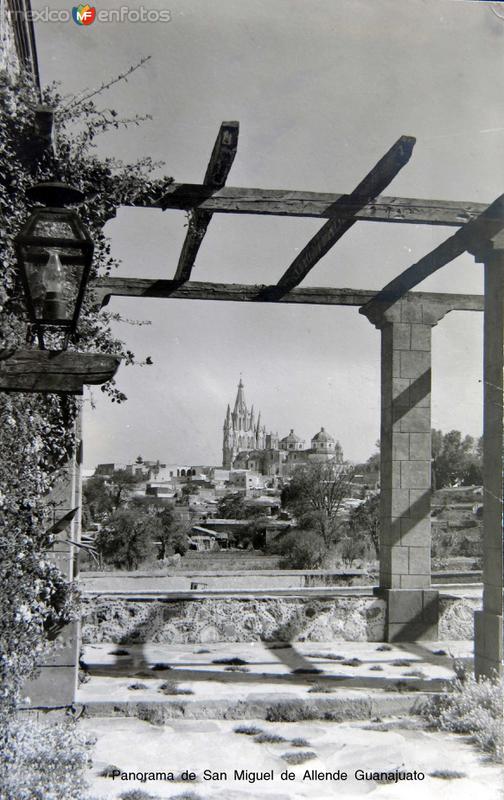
top-left (153, 183), bottom-right (488, 227)
top-left (90, 276), bottom-right (483, 313)
top-left (0, 350), bottom-right (121, 394)
top-left (173, 121), bottom-right (239, 283)
top-left (271, 136), bottom-right (416, 299)
top-left (361, 193), bottom-right (504, 319)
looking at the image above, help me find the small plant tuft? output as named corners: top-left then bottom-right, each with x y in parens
top-left (169, 793), bottom-right (204, 800)
top-left (376, 644), bottom-right (392, 652)
top-left (308, 683), bottom-right (334, 693)
top-left (159, 681), bottom-right (194, 696)
top-left (233, 724), bottom-right (264, 735)
top-left (340, 658), bottom-right (362, 667)
top-left (119, 790), bottom-right (158, 800)
top-left (291, 737), bottom-right (310, 747)
top-left (128, 682), bottom-right (148, 690)
top-left (402, 669), bottom-right (426, 678)
top-left (100, 763), bottom-right (122, 777)
top-left (424, 673), bottom-right (503, 760)
top-left (212, 657), bottom-right (248, 665)
top-left (307, 652), bottom-right (344, 661)
top-left (428, 770), bottom-right (467, 780)
top-left (254, 732), bottom-right (287, 744)
top-left (150, 662), bottom-right (172, 671)
top-left (110, 648), bottom-right (130, 656)
top-left (266, 702), bottom-right (318, 722)
top-left (281, 751), bottom-right (317, 765)
top-left (225, 665), bottom-right (249, 672)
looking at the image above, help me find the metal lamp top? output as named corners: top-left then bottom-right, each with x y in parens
top-left (26, 182), bottom-right (85, 208)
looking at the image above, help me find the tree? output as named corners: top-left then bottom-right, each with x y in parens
top-left (156, 506), bottom-right (188, 559)
top-left (355, 441), bottom-right (380, 476)
top-left (217, 492), bottom-right (264, 520)
top-left (339, 536), bottom-right (366, 567)
top-left (82, 474), bottom-right (113, 520)
top-left (129, 496), bottom-right (189, 559)
top-left (95, 509), bottom-right (157, 570)
top-left (431, 429), bottom-right (482, 489)
top-left (83, 468), bottom-right (139, 522)
top-left (282, 462), bottom-right (354, 548)
top-left (347, 492), bottom-right (380, 557)
top-left (107, 468), bottom-right (139, 510)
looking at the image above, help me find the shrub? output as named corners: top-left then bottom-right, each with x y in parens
top-left (277, 530), bottom-right (326, 570)
top-left (1, 716), bottom-right (90, 800)
top-left (424, 672), bottom-right (503, 760)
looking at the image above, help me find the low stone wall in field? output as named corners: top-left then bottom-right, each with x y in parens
top-left (81, 593), bottom-right (481, 645)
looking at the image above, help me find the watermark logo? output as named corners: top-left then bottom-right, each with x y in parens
top-left (72, 4), bottom-right (96, 25)
top-left (4, 4), bottom-right (171, 24)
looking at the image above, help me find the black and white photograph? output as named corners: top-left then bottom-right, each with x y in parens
top-left (0, 1), bottom-right (503, 798)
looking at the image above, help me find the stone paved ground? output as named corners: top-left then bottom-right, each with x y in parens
top-left (78, 640), bottom-right (472, 705)
top-left (82, 715), bottom-right (503, 800)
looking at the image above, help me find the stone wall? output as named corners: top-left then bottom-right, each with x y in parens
top-left (0, 0), bottom-right (21, 77)
top-left (82, 593), bottom-right (481, 645)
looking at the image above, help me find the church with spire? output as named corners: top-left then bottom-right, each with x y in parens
top-left (222, 379), bottom-right (343, 476)
top-left (222, 379), bottom-right (276, 468)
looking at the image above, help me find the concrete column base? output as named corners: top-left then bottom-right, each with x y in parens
top-left (375, 588), bottom-right (439, 641)
top-left (474, 610), bottom-right (503, 679)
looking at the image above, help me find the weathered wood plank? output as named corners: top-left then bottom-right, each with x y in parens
top-left (173, 122), bottom-right (239, 283)
top-left (90, 277), bottom-right (483, 312)
top-left (149, 183), bottom-right (489, 226)
top-left (0, 350), bottom-right (121, 394)
top-left (361, 193), bottom-right (504, 319)
top-left (273, 136), bottom-right (416, 296)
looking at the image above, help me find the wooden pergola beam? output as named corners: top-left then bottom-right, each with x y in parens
top-left (173, 121), bottom-right (239, 283)
top-left (273, 136), bottom-right (416, 297)
top-left (362, 193), bottom-right (504, 318)
top-left (90, 276), bottom-right (483, 312)
top-left (147, 183), bottom-right (490, 227)
top-left (0, 350), bottom-right (121, 394)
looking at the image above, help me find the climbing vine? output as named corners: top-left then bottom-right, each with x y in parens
top-left (0, 61), bottom-right (172, 722)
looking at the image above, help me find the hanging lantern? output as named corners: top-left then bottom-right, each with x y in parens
top-left (15, 182), bottom-right (94, 344)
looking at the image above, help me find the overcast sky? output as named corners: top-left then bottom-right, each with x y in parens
top-left (33, 0), bottom-right (504, 468)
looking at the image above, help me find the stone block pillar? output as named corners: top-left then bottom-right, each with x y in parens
top-left (362, 297), bottom-right (449, 641)
top-left (470, 237), bottom-right (504, 679)
top-left (24, 409), bottom-right (83, 708)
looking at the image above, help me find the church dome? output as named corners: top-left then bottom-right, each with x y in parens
top-left (280, 429), bottom-right (305, 451)
top-left (281, 429), bottom-right (302, 444)
top-left (311, 427), bottom-right (334, 443)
